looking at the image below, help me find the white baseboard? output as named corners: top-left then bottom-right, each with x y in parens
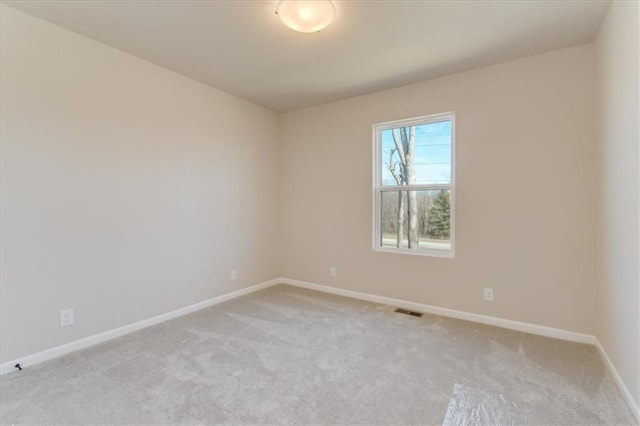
top-left (278, 278), bottom-right (596, 344)
top-left (594, 338), bottom-right (640, 423)
top-left (3, 275), bottom-right (637, 423)
top-left (279, 277), bottom-right (640, 422)
top-left (0, 278), bottom-right (279, 375)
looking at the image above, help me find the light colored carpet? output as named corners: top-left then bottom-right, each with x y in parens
top-left (0, 284), bottom-right (636, 425)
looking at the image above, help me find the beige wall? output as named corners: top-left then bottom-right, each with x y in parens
top-left (0, 6), bottom-right (281, 363)
top-left (281, 45), bottom-right (597, 334)
top-left (595, 0), bottom-right (640, 407)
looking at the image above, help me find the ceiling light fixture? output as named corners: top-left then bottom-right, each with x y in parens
top-left (275, 0), bottom-right (335, 33)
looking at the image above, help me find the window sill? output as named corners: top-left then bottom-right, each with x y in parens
top-left (373, 246), bottom-right (455, 259)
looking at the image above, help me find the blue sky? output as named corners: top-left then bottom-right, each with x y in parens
top-left (381, 120), bottom-right (452, 185)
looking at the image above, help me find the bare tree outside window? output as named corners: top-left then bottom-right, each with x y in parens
top-left (374, 113), bottom-right (454, 256)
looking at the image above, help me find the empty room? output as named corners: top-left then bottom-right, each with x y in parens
top-left (0, 0), bottom-right (638, 424)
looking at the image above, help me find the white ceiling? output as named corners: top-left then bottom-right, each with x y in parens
top-left (6, 0), bottom-right (610, 112)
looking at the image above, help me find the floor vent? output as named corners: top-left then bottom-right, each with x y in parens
top-left (394, 308), bottom-right (423, 317)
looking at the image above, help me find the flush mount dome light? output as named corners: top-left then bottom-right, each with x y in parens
top-left (276, 0), bottom-right (335, 33)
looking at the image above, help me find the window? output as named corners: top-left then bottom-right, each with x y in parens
top-left (373, 112), bottom-right (455, 257)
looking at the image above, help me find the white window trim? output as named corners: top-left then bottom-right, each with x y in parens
top-left (372, 112), bottom-right (456, 258)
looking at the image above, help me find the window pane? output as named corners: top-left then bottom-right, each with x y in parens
top-left (380, 189), bottom-right (451, 251)
top-left (380, 120), bottom-right (452, 186)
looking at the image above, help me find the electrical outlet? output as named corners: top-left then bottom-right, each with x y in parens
top-left (329, 266), bottom-right (337, 278)
top-left (60, 309), bottom-right (74, 327)
top-left (231, 269), bottom-right (237, 281)
top-left (483, 288), bottom-right (494, 302)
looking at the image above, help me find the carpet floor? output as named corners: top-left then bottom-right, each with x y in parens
top-left (0, 284), bottom-right (636, 425)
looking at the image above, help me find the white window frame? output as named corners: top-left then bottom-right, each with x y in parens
top-left (372, 112), bottom-right (456, 258)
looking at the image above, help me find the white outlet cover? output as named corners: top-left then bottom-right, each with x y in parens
top-left (483, 288), bottom-right (494, 301)
top-left (330, 267), bottom-right (337, 278)
top-left (60, 308), bottom-right (74, 327)
top-left (231, 269), bottom-right (237, 280)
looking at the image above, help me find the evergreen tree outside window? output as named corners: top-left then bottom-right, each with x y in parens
top-left (373, 113), bottom-right (455, 257)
